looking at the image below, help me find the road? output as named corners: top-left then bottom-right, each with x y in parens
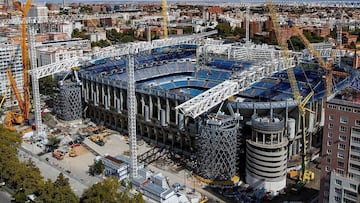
top-left (0, 190), bottom-right (12, 203)
top-left (18, 145), bottom-right (93, 196)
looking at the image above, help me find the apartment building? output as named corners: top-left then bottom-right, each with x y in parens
top-left (0, 42), bottom-right (23, 108)
top-left (320, 87), bottom-right (360, 203)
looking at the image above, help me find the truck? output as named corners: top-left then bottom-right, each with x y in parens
top-left (53, 150), bottom-right (65, 160)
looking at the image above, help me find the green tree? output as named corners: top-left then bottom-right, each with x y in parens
top-left (133, 192), bottom-right (145, 203)
top-left (81, 177), bottom-right (121, 203)
top-left (216, 22), bottom-right (232, 37)
top-left (89, 160), bottom-right (105, 176)
top-left (37, 173), bottom-right (79, 203)
top-left (232, 27), bottom-right (246, 38)
top-left (72, 28), bottom-right (89, 39)
top-left (288, 36), bottom-right (305, 51)
top-left (39, 76), bottom-right (57, 96)
top-left (46, 137), bottom-right (61, 152)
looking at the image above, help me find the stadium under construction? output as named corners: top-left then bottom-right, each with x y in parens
top-left (74, 40), bottom-right (357, 192)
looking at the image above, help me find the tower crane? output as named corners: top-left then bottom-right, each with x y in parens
top-left (6, 0), bottom-right (32, 121)
top-left (267, 0), bottom-right (315, 183)
top-left (161, 0), bottom-right (168, 39)
top-left (292, 26), bottom-right (349, 98)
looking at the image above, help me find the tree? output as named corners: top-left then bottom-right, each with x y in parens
top-left (81, 177), bottom-right (121, 203)
top-left (133, 192), bottom-right (145, 203)
top-left (46, 137), bottom-right (61, 152)
top-left (233, 27), bottom-right (246, 38)
top-left (89, 160), bottom-right (104, 176)
top-left (216, 22), bottom-right (232, 37)
top-left (39, 76), bottom-right (57, 96)
top-left (288, 36), bottom-right (305, 51)
top-left (37, 174), bottom-right (79, 203)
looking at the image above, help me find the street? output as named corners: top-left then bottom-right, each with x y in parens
top-left (0, 190), bottom-right (12, 203)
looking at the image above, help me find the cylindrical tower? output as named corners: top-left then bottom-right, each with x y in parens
top-left (246, 114), bottom-right (288, 192)
top-left (197, 115), bottom-right (239, 182)
top-left (55, 81), bottom-right (82, 121)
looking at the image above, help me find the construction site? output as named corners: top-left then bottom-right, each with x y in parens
top-left (0, 0), bottom-right (360, 202)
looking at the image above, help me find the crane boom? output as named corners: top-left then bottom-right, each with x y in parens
top-left (6, 68), bottom-right (25, 115)
top-left (267, 2), bottom-right (300, 101)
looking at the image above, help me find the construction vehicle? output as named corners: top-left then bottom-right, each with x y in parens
top-left (69, 148), bottom-right (77, 157)
top-left (267, 0), bottom-right (315, 187)
top-left (19, 126), bottom-right (33, 136)
top-left (3, 111), bottom-right (24, 131)
top-left (52, 149), bottom-right (65, 160)
top-left (90, 135), bottom-right (105, 146)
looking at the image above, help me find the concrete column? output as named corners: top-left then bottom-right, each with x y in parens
top-left (175, 100), bottom-right (179, 125)
top-left (101, 83), bottom-right (105, 105)
top-left (166, 99), bottom-right (170, 123)
top-left (141, 94), bottom-right (145, 117)
top-left (96, 82), bottom-right (100, 105)
top-left (149, 96), bottom-right (153, 119)
top-left (107, 85), bottom-right (111, 109)
top-left (120, 90), bottom-right (124, 111)
top-left (157, 97), bottom-right (161, 120)
top-left (113, 88), bottom-right (117, 109)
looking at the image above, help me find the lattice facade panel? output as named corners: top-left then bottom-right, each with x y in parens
top-left (55, 82), bottom-right (82, 121)
top-left (197, 116), bottom-right (239, 181)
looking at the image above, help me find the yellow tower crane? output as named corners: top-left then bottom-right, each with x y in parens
top-left (161, 0), bottom-right (168, 39)
top-left (6, 0), bottom-right (32, 121)
top-left (292, 26), bottom-right (349, 98)
top-left (267, 0), bottom-right (315, 183)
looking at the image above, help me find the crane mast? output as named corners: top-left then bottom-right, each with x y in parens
top-left (161, 0), bottom-right (168, 38)
top-left (267, 0), bottom-right (314, 183)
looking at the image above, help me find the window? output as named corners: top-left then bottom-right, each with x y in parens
top-left (340, 125), bottom-right (347, 132)
top-left (334, 196), bottom-right (341, 202)
top-left (327, 140), bottom-right (333, 146)
top-left (335, 179), bottom-right (342, 186)
top-left (339, 135), bottom-right (347, 141)
top-left (337, 161), bottom-right (344, 167)
top-left (350, 184), bottom-right (356, 191)
top-left (329, 115), bottom-right (334, 120)
top-left (328, 132), bottom-right (333, 138)
top-left (338, 143), bottom-right (346, 150)
top-left (355, 120), bottom-right (360, 126)
top-left (352, 137), bottom-right (360, 144)
top-left (337, 152), bottom-right (345, 159)
top-left (336, 169), bottom-right (344, 175)
top-left (327, 149), bottom-right (332, 154)
top-left (325, 166), bottom-right (331, 172)
top-left (335, 187), bottom-right (342, 194)
top-left (328, 104), bottom-right (337, 109)
top-left (327, 158), bottom-right (331, 163)
top-left (340, 116), bottom-right (349, 123)
top-left (329, 123), bottom-right (334, 129)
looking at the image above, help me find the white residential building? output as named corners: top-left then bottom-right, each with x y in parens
top-left (0, 42), bottom-right (23, 108)
top-left (36, 47), bottom-right (83, 67)
top-left (89, 32), bottom-right (107, 42)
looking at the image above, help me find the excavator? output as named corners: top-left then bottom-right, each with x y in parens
top-left (4, 111), bottom-right (24, 131)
